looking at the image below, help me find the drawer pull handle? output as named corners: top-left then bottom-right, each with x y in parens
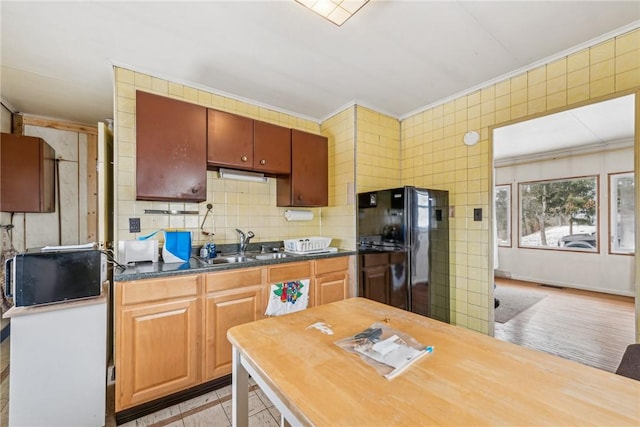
top-left (241, 156), bottom-right (248, 162)
top-left (260, 159), bottom-right (266, 165)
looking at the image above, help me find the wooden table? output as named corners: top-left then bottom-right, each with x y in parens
top-left (227, 297), bottom-right (640, 426)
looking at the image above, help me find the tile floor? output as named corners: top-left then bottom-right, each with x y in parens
top-left (108, 380), bottom-right (281, 427)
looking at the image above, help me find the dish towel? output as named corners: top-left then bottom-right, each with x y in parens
top-left (265, 279), bottom-right (309, 316)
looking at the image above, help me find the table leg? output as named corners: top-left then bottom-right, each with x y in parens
top-left (232, 346), bottom-right (248, 427)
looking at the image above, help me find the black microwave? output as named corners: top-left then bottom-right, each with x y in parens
top-left (4, 249), bottom-right (106, 307)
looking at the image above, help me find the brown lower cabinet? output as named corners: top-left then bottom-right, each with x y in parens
top-left (359, 251), bottom-right (407, 310)
top-left (359, 253), bottom-right (389, 305)
top-left (115, 256), bottom-right (352, 412)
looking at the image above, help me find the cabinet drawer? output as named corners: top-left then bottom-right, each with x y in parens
top-left (268, 261), bottom-right (311, 283)
top-left (315, 256), bottom-right (348, 275)
top-left (362, 253), bottom-right (389, 267)
top-left (389, 251), bottom-right (407, 264)
top-left (119, 275), bottom-right (200, 305)
top-left (206, 268), bottom-right (263, 293)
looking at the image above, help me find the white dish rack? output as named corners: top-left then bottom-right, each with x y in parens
top-left (284, 237), bottom-right (332, 254)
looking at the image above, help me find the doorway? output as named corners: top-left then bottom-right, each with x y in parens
top-left (491, 93), bottom-right (637, 371)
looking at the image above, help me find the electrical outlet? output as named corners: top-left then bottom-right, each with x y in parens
top-left (129, 217), bottom-right (141, 233)
top-left (473, 208), bottom-right (482, 222)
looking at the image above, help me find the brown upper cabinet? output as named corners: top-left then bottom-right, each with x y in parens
top-left (207, 110), bottom-right (291, 175)
top-left (206, 109), bottom-right (253, 170)
top-left (253, 121), bottom-right (291, 174)
top-left (136, 91), bottom-right (207, 202)
top-left (277, 129), bottom-right (328, 207)
top-left (0, 133), bottom-right (55, 213)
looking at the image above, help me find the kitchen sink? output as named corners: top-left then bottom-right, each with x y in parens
top-left (196, 255), bottom-right (256, 265)
top-left (195, 252), bottom-right (296, 266)
top-left (254, 252), bottom-right (292, 260)
top-left (221, 256), bottom-right (256, 263)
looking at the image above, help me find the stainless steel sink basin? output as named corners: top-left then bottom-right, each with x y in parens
top-left (196, 255), bottom-right (256, 265)
top-left (254, 252), bottom-right (292, 260)
top-left (221, 256), bottom-right (255, 263)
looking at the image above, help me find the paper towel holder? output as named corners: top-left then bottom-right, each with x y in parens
top-left (284, 209), bottom-right (313, 221)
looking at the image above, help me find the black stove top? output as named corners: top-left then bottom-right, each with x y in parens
top-left (358, 240), bottom-right (406, 252)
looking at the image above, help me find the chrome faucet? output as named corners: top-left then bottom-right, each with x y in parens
top-left (235, 229), bottom-right (255, 254)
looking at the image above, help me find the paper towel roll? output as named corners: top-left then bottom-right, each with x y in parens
top-left (284, 210), bottom-right (313, 221)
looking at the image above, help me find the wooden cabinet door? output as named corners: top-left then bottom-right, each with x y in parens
top-left (136, 91), bottom-right (207, 202)
top-left (266, 261), bottom-right (313, 310)
top-left (388, 252), bottom-right (408, 310)
top-left (360, 253), bottom-right (390, 305)
top-left (0, 133), bottom-right (55, 212)
top-left (253, 120), bottom-right (291, 174)
top-left (116, 296), bottom-right (201, 410)
top-left (207, 109), bottom-right (253, 169)
top-left (277, 129), bottom-right (328, 207)
top-left (362, 265), bottom-right (389, 305)
top-left (316, 272), bottom-right (348, 306)
top-left (204, 287), bottom-right (262, 380)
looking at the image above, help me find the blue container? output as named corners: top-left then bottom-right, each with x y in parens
top-left (205, 242), bottom-right (217, 258)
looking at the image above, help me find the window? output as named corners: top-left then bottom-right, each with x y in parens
top-left (609, 172), bottom-right (635, 254)
top-left (495, 185), bottom-right (511, 247)
top-left (519, 176), bottom-right (598, 251)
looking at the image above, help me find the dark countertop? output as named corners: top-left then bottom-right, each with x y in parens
top-left (113, 249), bottom-right (356, 282)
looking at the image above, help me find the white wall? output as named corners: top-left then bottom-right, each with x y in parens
top-left (1, 104), bottom-right (13, 235)
top-left (0, 103), bottom-right (11, 132)
top-left (496, 143), bottom-right (635, 296)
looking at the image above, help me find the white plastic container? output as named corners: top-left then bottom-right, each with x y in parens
top-left (284, 237), bottom-right (332, 253)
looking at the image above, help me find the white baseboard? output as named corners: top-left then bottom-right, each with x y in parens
top-left (504, 273), bottom-right (635, 298)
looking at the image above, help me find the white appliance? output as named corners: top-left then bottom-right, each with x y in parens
top-left (118, 239), bottom-right (158, 263)
top-left (7, 294), bottom-right (107, 426)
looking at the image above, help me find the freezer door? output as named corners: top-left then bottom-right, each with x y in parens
top-left (429, 190), bottom-right (450, 323)
top-left (407, 187), bottom-right (432, 316)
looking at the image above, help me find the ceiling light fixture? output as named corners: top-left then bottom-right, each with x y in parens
top-left (218, 168), bottom-right (268, 183)
top-left (295, 0), bottom-right (369, 26)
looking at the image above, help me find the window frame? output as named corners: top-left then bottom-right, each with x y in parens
top-left (608, 171), bottom-right (635, 256)
top-left (517, 174), bottom-right (600, 253)
top-left (495, 184), bottom-right (512, 248)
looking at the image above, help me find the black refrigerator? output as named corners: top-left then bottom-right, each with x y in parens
top-left (357, 186), bottom-right (449, 322)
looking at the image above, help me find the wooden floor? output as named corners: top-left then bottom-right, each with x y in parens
top-left (494, 277), bottom-right (636, 373)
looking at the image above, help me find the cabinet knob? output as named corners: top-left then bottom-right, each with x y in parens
top-left (192, 187), bottom-right (198, 194)
top-left (260, 159), bottom-right (266, 165)
top-left (241, 156), bottom-right (248, 162)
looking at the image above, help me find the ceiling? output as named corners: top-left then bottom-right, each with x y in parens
top-left (1, 1), bottom-right (639, 127)
top-left (494, 94), bottom-right (636, 161)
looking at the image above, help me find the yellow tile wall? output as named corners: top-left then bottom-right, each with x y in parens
top-left (401, 28), bottom-right (640, 334)
top-left (113, 27), bottom-right (640, 337)
top-left (356, 106), bottom-right (401, 192)
top-left (113, 67), bottom-right (325, 249)
top-left (320, 107), bottom-right (357, 250)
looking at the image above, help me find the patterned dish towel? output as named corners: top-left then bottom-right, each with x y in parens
top-left (265, 279), bottom-right (309, 316)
